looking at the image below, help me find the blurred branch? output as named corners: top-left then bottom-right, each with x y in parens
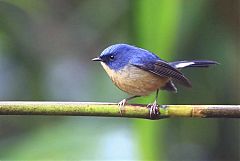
top-left (0, 102), bottom-right (239, 120)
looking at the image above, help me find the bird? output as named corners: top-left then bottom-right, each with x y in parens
top-left (92, 44), bottom-right (218, 118)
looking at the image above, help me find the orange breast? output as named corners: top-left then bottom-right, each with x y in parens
top-left (101, 63), bottom-right (169, 96)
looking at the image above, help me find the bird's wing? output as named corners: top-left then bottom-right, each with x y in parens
top-left (131, 60), bottom-right (192, 87)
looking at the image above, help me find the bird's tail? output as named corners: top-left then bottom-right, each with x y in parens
top-left (169, 60), bottom-right (219, 69)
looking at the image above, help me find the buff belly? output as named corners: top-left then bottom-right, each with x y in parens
top-left (101, 62), bottom-right (169, 96)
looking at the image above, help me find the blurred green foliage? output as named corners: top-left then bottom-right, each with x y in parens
top-left (0, 0), bottom-right (239, 160)
top-left (134, 0), bottom-right (181, 160)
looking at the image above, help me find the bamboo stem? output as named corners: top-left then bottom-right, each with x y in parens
top-left (0, 102), bottom-right (239, 120)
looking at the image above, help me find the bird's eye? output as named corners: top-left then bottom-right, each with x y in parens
top-left (109, 55), bottom-right (114, 60)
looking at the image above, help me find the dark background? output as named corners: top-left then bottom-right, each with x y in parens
top-left (0, 0), bottom-right (239, 160)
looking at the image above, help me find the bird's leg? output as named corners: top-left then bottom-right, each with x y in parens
top-left (118, 95), bottom-right (140, 115)
top-left (147, 89), bottom-right (160, 119)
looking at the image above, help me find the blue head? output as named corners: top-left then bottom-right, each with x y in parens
top-left (92, 44), bottom-right (160, 71)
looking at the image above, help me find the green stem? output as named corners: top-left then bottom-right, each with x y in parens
top-left (0, 102), bottom-right (239, 119)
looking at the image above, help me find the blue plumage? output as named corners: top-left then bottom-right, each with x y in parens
top-left (99, 44), bottom-right (161, 71)
top-left (93, 43), bottom-right (218, 118)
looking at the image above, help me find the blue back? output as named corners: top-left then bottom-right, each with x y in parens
top-left (99, 44), bottom-right (161, 71)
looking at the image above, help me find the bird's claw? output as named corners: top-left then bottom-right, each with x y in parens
top-left (147, 101), bottom-right (160, 119)
top-left (118, 99), bottom-right (127, 115)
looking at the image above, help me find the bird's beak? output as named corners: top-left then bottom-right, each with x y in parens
top-left (92, 57), bottom-right (102, 61)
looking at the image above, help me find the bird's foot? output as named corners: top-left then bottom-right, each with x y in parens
top-left (147, 100), bottom-right (160, 119)
top-left (118, 99), bottom-right (127, 115)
